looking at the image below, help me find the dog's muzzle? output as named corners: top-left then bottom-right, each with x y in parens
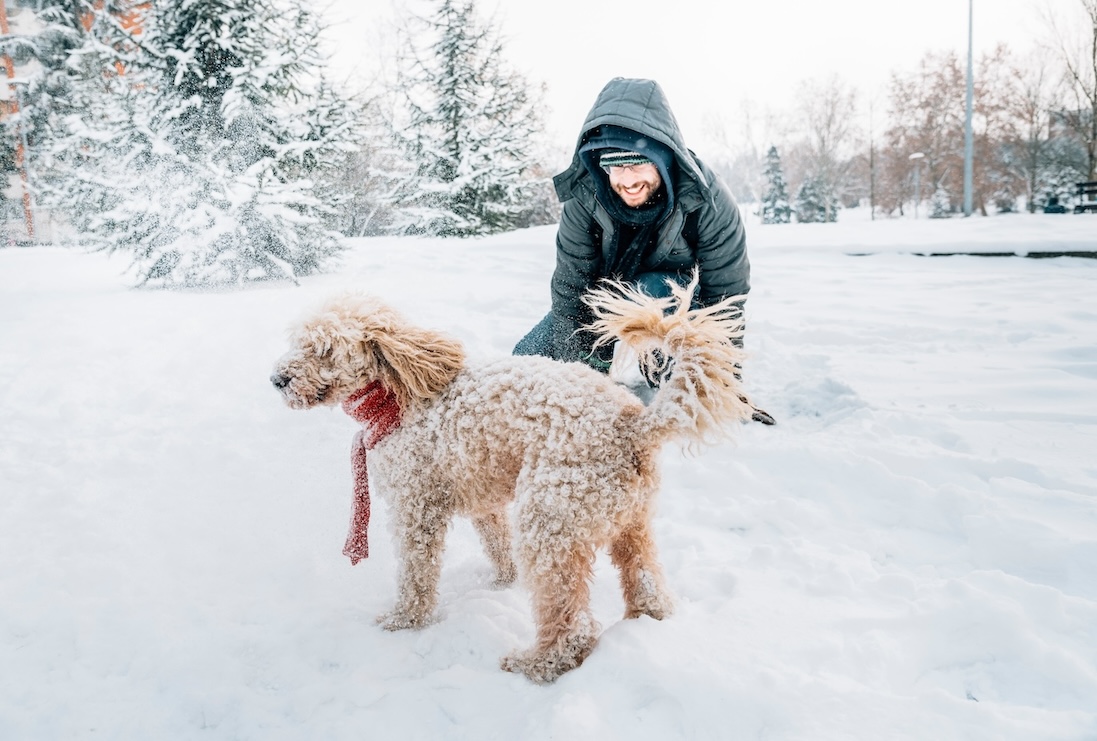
top-left (270, 373), bottom-right (291, 390)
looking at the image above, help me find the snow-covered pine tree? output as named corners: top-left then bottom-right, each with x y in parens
top-left (794, 174), bottom-right (838, 223)
top-left (21, 2), bottom-right (147, 237)
top-left (930, 185), bottom-right (953, 218)
top-left (385, 0), bottom-right (546, 237)
top-left (760, 145), bottom-right (791, 224)
top-left (321, 96), bottom-right (417, 237)
top-left (0, 1), bottom-right (89, 238)
top-left (1036, 130), bottom-right (1088, 210)
top-left (794, 176), bottom-right (821, 223)
top-left (32, 0), bottom-right (360, 287)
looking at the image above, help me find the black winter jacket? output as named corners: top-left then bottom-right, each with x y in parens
top-left (548, 78), bottom-right (751, 363)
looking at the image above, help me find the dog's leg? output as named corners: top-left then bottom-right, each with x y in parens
top-left (610, 518), bottom-right (674, 620)
top-left (377, 499), bottom-right (450, 631)
top-left (472, 511), bottom-right (516, 587)
top-left (502, 542), bottom-right (600, 683)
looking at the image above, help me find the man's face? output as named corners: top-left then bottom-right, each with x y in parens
top-left (607, 163), bottom-right (662, 208)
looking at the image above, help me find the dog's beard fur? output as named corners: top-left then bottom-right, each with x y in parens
top-left (272, 349), bottom-right (356, 409)
top-left (272, 324), bottom-right (376, 409)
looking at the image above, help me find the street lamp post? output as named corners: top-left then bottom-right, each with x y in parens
top-left (909, 152), bottom-right (925, 219)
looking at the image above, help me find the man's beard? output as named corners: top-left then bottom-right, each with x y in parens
top-left (613, 179), bottom-right (662, 208)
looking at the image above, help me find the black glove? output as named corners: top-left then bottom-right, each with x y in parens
top-left (738, 393), bottom-right (776, 425)
top-left (582, 342), bottom-right (615, 374)
top-left (751, 406), bottom-right (777, 425)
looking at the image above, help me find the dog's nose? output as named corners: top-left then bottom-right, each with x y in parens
top-left (271, 373), bottom-right (290, 390)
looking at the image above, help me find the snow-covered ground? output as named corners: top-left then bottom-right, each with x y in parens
top-left (2, 211), bottom-right (1095, 740)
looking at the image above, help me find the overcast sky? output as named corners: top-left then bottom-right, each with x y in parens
top-left (319, 0), bottom-right (1069, 160)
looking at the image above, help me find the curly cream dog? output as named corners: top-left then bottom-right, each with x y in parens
top-left (271, 277), bottom-right (752, 683)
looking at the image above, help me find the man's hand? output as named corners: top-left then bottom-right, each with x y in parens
top-left (738, 393), bottom-right (776, 425)
top-left (751, 407), bottom-right (777, 425)
top-left (585, 354), bottom-right (612, 373)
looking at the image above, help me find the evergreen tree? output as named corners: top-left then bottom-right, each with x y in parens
top-left (31, 0), bottom-right (360, 287)
top-left (760, 145), bottom-right (791, 224)
top-left (794, 178), bottom-right (822, 223)
top-left (385, 0), bottom-right (546, 237)
top-left (0, 0), bottom-right (91, 239)
top-left (1038, 115), bottom-right (1089, 208)
top-left (323, 99), bottom-right (421, 237)
top-left (794, 175), bottom-right (838, 223)
top-left (930, 185), bottom-right (953, 218)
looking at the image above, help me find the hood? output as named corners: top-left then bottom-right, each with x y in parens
top-left (553, 78), bottom-right (709, 205)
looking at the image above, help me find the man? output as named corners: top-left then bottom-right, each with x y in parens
top-left (515, 77), bottom-right (772, 423)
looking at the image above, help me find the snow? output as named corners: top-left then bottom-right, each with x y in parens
top-left (1, 210), bottom-right (1096, 739)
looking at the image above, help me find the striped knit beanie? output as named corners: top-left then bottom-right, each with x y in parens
top-left (599, 150), bottom-right (654, 170)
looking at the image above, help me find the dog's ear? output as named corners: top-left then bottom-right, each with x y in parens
top-left (368, 321), bottom-right (465, 408)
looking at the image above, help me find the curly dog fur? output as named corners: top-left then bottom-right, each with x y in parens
top-left (271, 277), bottom-right (753, 683)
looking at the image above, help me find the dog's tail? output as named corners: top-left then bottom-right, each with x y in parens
top-left (584, 272), bottom-right (754, 445)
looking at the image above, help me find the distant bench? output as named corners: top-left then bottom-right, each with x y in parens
top-left (1076, 181), bottom-right (1097, 213)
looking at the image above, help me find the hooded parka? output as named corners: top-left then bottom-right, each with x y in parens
top-left (547, 78), bottom-right (751, 364)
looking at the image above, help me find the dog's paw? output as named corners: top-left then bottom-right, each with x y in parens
top-left (501, 652), bottom-right (566, 684)
top-left (501, 636), bottom-right (597, 684)
top-left (376, 610), bottom-right (430, 631)
top-left (624, 590), bottom-right (674, 620)
top-left (624, 601), bottom-right (673, 621)
top-left (623, 570), bottom-right (675, 620)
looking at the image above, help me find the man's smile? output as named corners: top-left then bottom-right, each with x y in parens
top-left (608, 162), bottom-right (663, 208)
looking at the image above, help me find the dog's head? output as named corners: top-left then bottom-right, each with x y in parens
top-left (271, 294), bottom-right (465, 411)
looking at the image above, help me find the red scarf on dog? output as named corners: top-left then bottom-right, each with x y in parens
top-left (340, 381), bottom-right (402, 564)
